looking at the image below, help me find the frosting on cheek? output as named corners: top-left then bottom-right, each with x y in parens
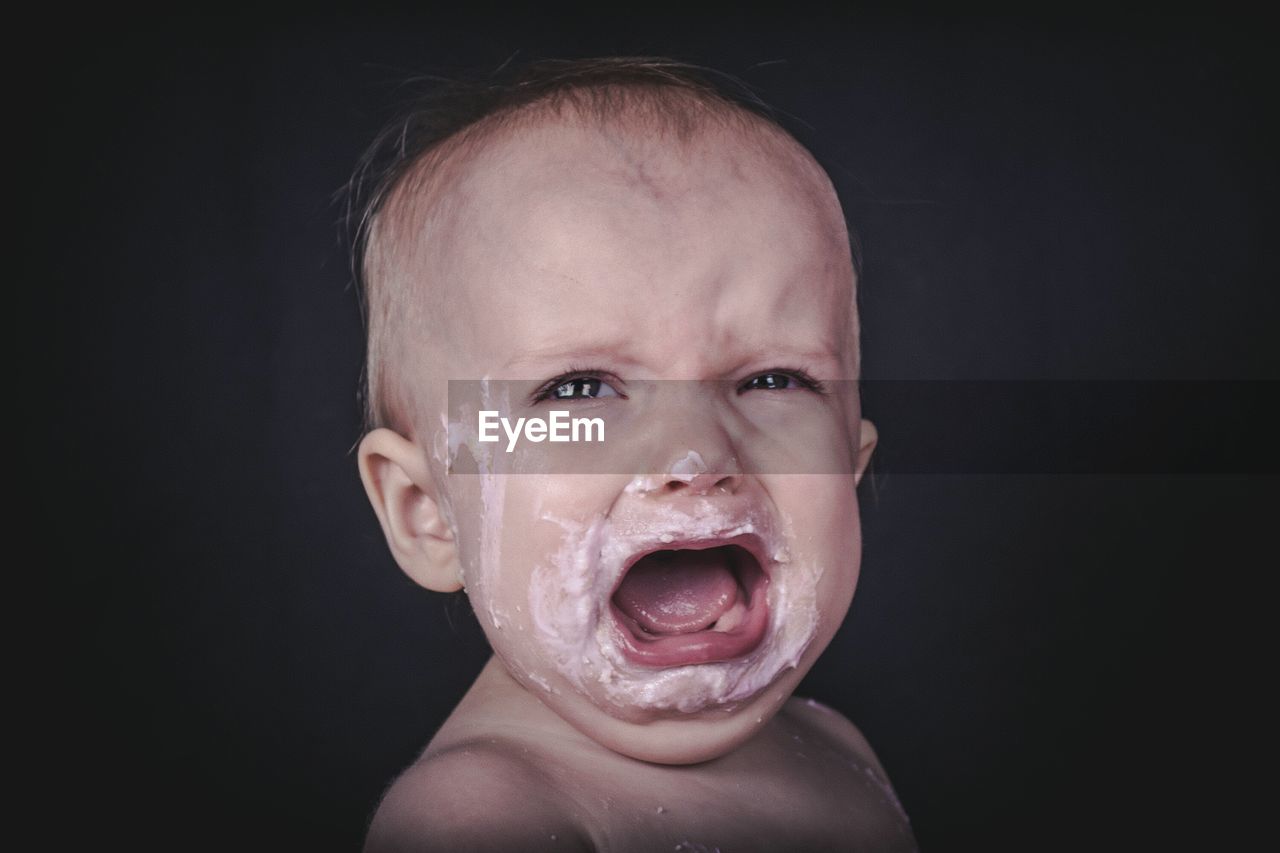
top-left (475, 471), bottom-right (508, 629)
top-left (528, 497), bottom-right (822, 717)
top-left (460, 379), bottom-right (515, 632)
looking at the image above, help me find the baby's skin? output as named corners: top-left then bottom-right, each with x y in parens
top-left (358, 107), bottom-right (917, 851)
top-left (367, 658), bottom-right (915, 852)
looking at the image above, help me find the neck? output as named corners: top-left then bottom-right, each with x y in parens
top-left (427, 654), bottom-right (607, 757)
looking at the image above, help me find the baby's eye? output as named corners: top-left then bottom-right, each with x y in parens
top-left (553, 377), bottom-right (619, 399)
top-left (741, 373), bottom-right (796, 391)
top-left (738, 370), bottom-right (824, 393)
top-left (532, 372), bottom-right (624, 403)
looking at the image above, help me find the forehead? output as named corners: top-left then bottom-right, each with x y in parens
top-left (406, 114), bottom-right (857, 378)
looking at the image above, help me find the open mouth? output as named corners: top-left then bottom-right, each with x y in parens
top-left (609, 538), bottom-right (771, 668)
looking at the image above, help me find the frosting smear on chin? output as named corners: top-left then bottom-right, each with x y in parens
top-left (529, 489), bottom-right (821, 718)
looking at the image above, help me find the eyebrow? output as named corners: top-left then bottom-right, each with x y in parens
top-left (501, 343), bottom-right (642, 375)
top-left (501, 342), bottom-right (846, 377)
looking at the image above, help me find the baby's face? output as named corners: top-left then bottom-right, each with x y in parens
top-left (407, 118), bottom-right (872, 763)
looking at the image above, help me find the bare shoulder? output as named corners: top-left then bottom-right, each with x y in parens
top-left (783, 695), bottom-right (892, 779)
top-left (783, 696), bottom-right (918, 851)
top-left (364, 737), bottom-right (594, 853)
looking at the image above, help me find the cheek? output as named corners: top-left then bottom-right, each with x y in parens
top-left (784, 475), bottom-right (863, 594)
top-left (459, 476), bottom-right (611, 631)
top-left (487, 477), bottom-right (623, 695)
top-left (445, 474), bottom-right (527, 637)
top-left (442, 478), bottom-right (485, 579)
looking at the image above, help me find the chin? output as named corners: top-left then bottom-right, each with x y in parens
top-left (550, 651), bottom-right (816, 766)
top-left (563, 676), bottom-right (793, 763)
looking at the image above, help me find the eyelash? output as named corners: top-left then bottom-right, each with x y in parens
top-left (530, 365), bottom-right (625, 404)
top-left (743, 367), bottom-right (828, 395)
top-left (528, 365), bottom-right (828, 403)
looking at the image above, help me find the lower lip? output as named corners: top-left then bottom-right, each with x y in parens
top-left (609, 552), bottom-right (771, 668)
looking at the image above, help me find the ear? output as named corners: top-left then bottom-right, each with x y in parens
top-left (854, 418), bottom-right (878, 486)
top-left (357, 427), bottom-right (464, 593)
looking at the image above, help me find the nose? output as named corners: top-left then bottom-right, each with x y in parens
top-left (625, 381), bottom-right (747, 497)
top-left (661, 449), bottom-right (742, 496)
top-left (625, 447), bottom-right (743, 498)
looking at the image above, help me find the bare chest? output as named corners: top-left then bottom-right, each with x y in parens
top-left (564, 739), bottom-right (914, 852)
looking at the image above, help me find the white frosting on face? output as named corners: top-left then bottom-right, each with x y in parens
top-left (623, 451), bottom-right (713, 496)
top-left (667, 450), bottom-right (707, 482)
top-left (431, 412), bottom-right (450, 465)
top-left (471, 378), bottom-right (509, 626)
top-left (429, 413), bottom-right (465, 584)
top-left (528, 486), bottom-right (821, 717)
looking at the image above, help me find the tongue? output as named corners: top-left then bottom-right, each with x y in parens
top-left (614, 549), bottom-right (740, 634)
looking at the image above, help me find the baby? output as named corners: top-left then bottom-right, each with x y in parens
top-left (351, 57), bottom-right (916, 851)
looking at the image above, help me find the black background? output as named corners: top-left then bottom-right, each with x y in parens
top-left (28, 9), bottom-right (1275, 852)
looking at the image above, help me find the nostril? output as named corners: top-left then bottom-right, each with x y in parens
top-left (654, 453), bottom-right (742, 495)
top-left (662, 472), bottom-right (739, 496)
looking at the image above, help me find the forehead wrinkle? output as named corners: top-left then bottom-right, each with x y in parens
top-left (502, 128), bottom-right (853, 376)
top-left (704, 290), bottom-right (849, 375)
top-left (369, 101), bottom-right (863, 427)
